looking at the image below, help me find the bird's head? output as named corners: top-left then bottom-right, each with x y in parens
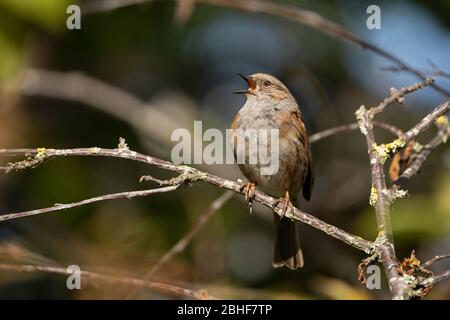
top-left (234, 73), bottom-right (292, 101)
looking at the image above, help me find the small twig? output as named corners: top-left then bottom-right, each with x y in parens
top-left (372, 78), bottom-right (434, 115)
top-left (125, 191), bottom-right (234, 299)
top-left (393, 123), bottom-right (448, 188)
top-left (422, 270), bottom-right (450, 288)
top-left (309, 121), bottom-right (402, 143)
top-left (0, 186), bottom-right (180, 222)
top-left (400, 100), bottom-right (450, 144)
top-left (422, 254), bottom-right (450, 269)
top-left (427, 60), bottom-right (450, 79)
top-left (0, 263), bottom-right (215, 299)
top-left (382, 66), bottom-right (450, 80)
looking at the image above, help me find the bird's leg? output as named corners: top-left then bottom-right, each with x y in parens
top-left (240, 182), bottom-right (256, 214)
top-left (272, 191), bottom-right (294, 219)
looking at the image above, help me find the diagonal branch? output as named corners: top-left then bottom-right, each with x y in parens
top-left (372, 78), bottom-right (434, 114)
top-left (423, 270), bottom-right (450, 288)
top-left (400, 101), bottom-right (450, 144)
top-left (393, 120), bottom-right (449, 188)
top-left (125, 191), bottom-right (234, 299)
top-left (0, 144), bottom-right (373, 253)
top-left (422, 254), bottom-right (450, 269)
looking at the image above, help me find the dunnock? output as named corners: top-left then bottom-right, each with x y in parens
top-left (231, 73), bottom-right (314, 269)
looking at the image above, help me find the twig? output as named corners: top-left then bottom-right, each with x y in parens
top-left (382, 63), bottom-right (450, 80)
top-left (393, 123), bottom-right (448, 188)
top-left (422, 270), bottom-right (450, 288)
top-left (309, 121), bottom-right (403, 143)
top-left (372, 78), bottom-right (434, 114)
top-left (0, 263), bottom-right (215, 299)
top-left (0, 146), bottom-right (373, 253)
top-left (125, 191), bottom-right (234, 299)
top-left (0, 186), bottom-right (180, 222)
top-left (422, 254), bottom-right (450, 269)
top-left (400, 100), bottom-right (450, 144)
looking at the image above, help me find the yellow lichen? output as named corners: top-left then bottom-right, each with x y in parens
top-left (36, 148), bottom-right (47, 159)
top-left (372, 138), bottom-right (406, 164)
top-left (435, 115), bottom-right (450, 143)
top-left (369, 186), bottom-right (378, 207)
top-left (435, 115), bottom-right (449, 127)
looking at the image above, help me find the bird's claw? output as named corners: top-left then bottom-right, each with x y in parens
top-left (272, 191), bottom-right (294, 220)
top-left (240, 182), bottom-right (256, 214)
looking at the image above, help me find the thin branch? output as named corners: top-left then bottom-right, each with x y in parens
top-left (125, 191), bottom-right (234, 299)
top-left (382, 62), bottom-right (450, 80)
top-left (427, 59), bottom-right (450, 79)
top-left (423, 270), bottom-right (450, 288)
top-left (372, 78), bottom-right (434, 114)
top-left (0, 263), bottom-right (215, 299)
top-left (0, 146), bottom-right (373, 253)
top-left (400, 100), bottom-right (450, 144)
top-left (422, 254), bottom-right (450, 269)
top-left (309, 121), bottom-right (402, 143)
top-left (0, 186), bottom-right (180, 222)
top-left (393, 126), bottom-right (448, 188)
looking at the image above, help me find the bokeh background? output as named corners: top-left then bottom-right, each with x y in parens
top-left (0, 0), bottom-right (449, 299)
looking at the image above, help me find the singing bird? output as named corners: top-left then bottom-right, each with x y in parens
top-left (231, 73), bottom-right (314, 269)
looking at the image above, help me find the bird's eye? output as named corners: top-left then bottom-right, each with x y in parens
top-left (263, 80), bottom-right (272, 87)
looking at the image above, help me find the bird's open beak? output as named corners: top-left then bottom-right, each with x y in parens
top-left (233, 73), bottom-right (257, 94)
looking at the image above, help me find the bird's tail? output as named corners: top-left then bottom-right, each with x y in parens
top-left (272, 213), bottom-right (304, 269)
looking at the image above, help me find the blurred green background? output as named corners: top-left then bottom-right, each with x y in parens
top-left (0, 0), bottom-right (449, 299)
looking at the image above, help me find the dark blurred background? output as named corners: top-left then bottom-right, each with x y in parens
top-left (0, 0), bottom-right (449, 299)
